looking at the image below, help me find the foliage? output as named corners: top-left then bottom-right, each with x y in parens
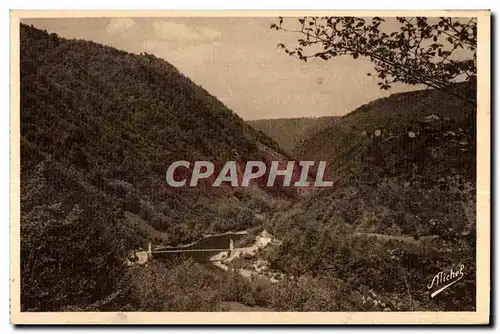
top-left (119, 259), bottom-right (225, 311)
top-left (264, 224), bottom-right (475, 311)
top-left (20, 160), bottom-right (130, 311)
top-left (271, 17), bottom-right (476, 104)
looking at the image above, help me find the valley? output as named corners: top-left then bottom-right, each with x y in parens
top-left (20, 23), bottom-right (477, 313)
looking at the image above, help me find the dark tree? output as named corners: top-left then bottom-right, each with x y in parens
top-left (271, 17), bottom-right (476, 104)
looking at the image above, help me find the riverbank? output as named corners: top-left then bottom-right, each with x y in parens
top-left (210, 230), bottom-right (287, 284)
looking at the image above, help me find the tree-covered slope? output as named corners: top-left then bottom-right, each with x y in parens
top-left (294, 84), bottom-right (476, 186)
top-left (268, 85), bottom-right (477, 311)
top-left (19, 24), bottom-right (286, 311)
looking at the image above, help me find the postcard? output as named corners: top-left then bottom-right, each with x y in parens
top-left (10, 10), bottom-right (490, 324)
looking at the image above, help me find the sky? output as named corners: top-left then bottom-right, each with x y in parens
top-left (21, 17), bottom-right (424, 120)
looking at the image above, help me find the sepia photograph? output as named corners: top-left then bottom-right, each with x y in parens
top-left (10, 10), bottom-right (490, 324)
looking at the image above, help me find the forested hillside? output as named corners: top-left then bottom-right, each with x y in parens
top-left (248, 116), bottom-right (340, 155)
top-left (18, 23), bottom-right (478, 313)
top-left (267, 85), bottom-right (477, 311)
top-left (20, 24), bottom-right (287, 311)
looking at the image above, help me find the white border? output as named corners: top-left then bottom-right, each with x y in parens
top-left (4, 3), bottom-right (496, 331)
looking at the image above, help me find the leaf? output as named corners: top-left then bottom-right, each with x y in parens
top-left (270, 14), bottom-right (476, 101)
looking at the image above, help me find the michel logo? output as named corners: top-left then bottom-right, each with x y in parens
top-left (427, 264), bottom-right (465, 298)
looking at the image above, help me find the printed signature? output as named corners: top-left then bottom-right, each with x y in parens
top-left (427, 264), bottom-right (465, 298)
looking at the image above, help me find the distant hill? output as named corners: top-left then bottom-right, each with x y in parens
top-left (277, 84), bottom-right (476, 236)
top-left (295, 84), bottom-right (476, 186)
top-left (268, 85), bottom-right (477, 311)
top-left (248, 117), bottom-right (340, 155)
top-left (20, 24), bottom-right (290, 311)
